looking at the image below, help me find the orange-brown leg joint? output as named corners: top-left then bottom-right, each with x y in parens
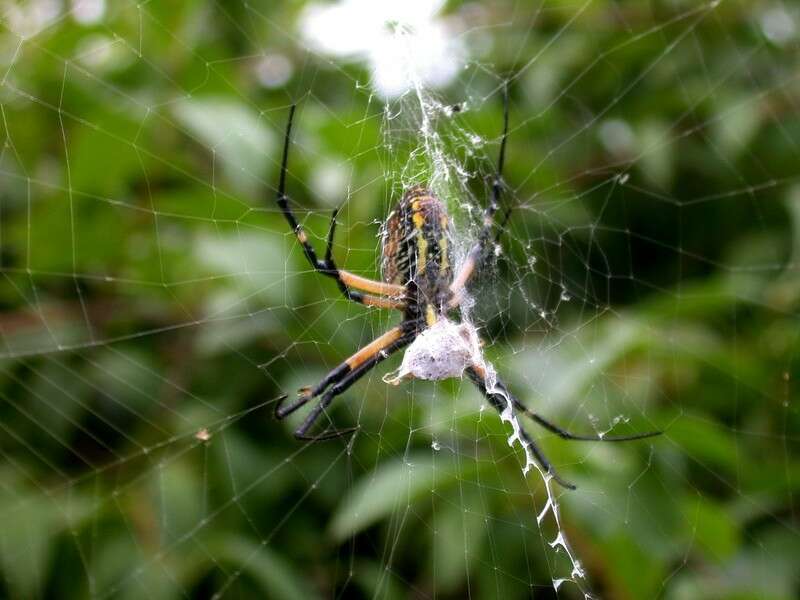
top-left (339, 270), bottom-right (406, 297)
top-left (470, 362), bottom-right (487, 379)
top-left (346, 326), bottom-right (404, 370)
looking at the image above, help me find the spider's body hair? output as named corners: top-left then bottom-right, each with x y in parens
top-left (381, 185), bottom-right (453, 328)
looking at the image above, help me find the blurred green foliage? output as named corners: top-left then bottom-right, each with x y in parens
top-left (1, 1), bottom-right (799, 598)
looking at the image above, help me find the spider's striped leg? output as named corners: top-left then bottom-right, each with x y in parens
top-left (275, 105), bottom-right (406, 306)
top-left (275, 326), bottom-right (409, 419)
top-left (275, 326), bottom-right (415, 439)
top-left (450, 85), bottom-right (510, 305)
top-left (465, 365), bottom-right (577, 490)
top-left (507, 396), bottom-right (662, 442)
top-left (292, 331), bottom-right (415, 442)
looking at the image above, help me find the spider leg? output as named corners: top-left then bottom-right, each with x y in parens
top-left (507, 396), bottom-right (662, 442)
top-left (293, 331), bottom-right (415, 441)
top-left (450, 84), bottom-right (510, 305)
top-left (466, 366), bottom-right (661, 489)
top-left (465, 366), bottom-right (577, 490)
top-left (275, 325), bottom-right (415, 440)
top-left (324, 206), bottom-right (406, 309)
top-left (275, 325), bottom-right (408, 419)
top-left (275, 106), bottom-right (406, 305)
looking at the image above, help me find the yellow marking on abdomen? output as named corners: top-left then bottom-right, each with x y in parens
top-left (439, 236), bottom-right (449, 273)
top-left (425, 304), bottom-right (437, 326)
top-left (416, 235), bottom-right (428, 273)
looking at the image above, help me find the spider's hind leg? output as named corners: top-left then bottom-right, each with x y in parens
top-left (509, 397), bottom-right (662, 442)
top-left (465, 366), bottom-right (577, 490)
top-left (273, 106), bottom-right (406, 308)
top-left (465, 366), bottom-right (661, 489)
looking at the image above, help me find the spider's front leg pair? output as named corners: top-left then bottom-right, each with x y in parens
top-left (271, 104), bottom-right (413, 440)
top-left (274, 105), bottom-right (407, 312)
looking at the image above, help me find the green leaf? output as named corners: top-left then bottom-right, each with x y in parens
top-left (152, 460), bottom-right (204, 545)
top-left (639, 119), bottom-right (674, 189)
top-left (429, 489), bottom-right (485, 593)
top-left (0, 487), bottom-right (95, 599)
top-left (173, 97), bottom-right (275, 196)
top-left (511, 317), bottom-right (642, 406)
top-left (194, 230), bottom-right (293, 304)
top-left (214, 536), bottom-right (320, 600)
top-left (681, 497), bottom-right (739, 562)
top-left (710, 92), bottom-right (763, 159)
top-left (666, 415), bottom-right (741, 475)
top-left (329, 453), bottom-right (480, 542)
top-left (351, 560), bottom-right (406, 600)
top-left (193, 230), bottom-right (293, 352)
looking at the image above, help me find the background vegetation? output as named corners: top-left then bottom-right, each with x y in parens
top-left (1, 1), bottom-right (799, 598)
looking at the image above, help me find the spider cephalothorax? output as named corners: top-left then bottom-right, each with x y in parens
top-left (272, 99), bottom-right (658, 489)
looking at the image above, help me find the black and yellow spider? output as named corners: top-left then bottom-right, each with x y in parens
top-left (273, 98), bottom-right (659, 489)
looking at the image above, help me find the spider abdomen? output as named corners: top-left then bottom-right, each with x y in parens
top-left (381, 185), bottom-right (453, 315)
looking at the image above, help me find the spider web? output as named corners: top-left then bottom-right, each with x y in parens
top-left (1, 1), bottom-right (799, 598)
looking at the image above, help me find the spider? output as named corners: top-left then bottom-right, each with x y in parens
top-left (272, 96), bottom-right (660, 489)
